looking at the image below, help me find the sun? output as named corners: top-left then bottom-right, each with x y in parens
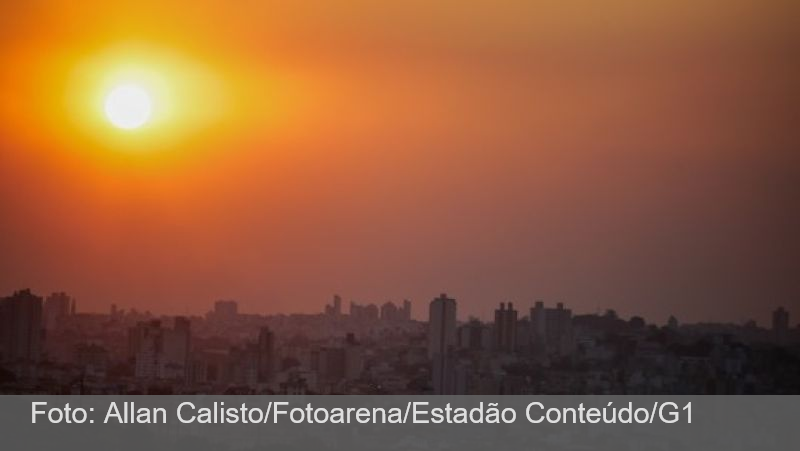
top-left (104, 84), bottom-right (153, 130)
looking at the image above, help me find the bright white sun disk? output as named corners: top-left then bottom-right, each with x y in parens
top-left (104, 84), bottom-right (152, 129)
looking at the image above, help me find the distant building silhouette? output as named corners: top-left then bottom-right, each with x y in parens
top-left (459, 318), bottom-right (491, 351)
top-left (380, 301), bottom-right (399, 321)
top-left (530, 301), bottom-right (574, 356)
top-left (257, 326), bottom-right (275, 382)
top-left (428, 293), bottom-right (457, 358)
top-left (3, 288), bottom-right (799, 396)
top-left (494, 302), bottom-right (518, 352)
top-left (129, 318), bottom-right (191, 381)
top-left (43, 292), bottom-right (75, 330)
top-left (379, 300), bottom-right (412, 322)
top-left (162, 316), bottom-right (191, 380)
top-left (324, 295), bottom-right (343, 316)
top-left (402, 299), bottom-right (412, 320)
top-left (129, 320), bottom-right (163, 379)
top-left (75, 343), bottom-right (109, 380)
top-left (0, 289), bottom-right (43, 363)
top-left (350, 302), bottom-right (379, 320)
top-left (428, 293), bottom-right (457, 394)
top-left (315, 334), bottom-right (363, 388)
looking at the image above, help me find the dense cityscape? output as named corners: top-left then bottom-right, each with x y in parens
top-left (0, 289), bottom-right (798, 395)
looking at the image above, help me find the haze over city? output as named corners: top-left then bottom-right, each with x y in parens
top-left (2, 1), bottom-right (799, 325)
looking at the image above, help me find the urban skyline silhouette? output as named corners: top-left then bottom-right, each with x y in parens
top-left (1, 288), bottom-right (797, 395)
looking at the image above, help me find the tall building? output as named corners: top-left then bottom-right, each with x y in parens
top-left (334, 295), bottom-right (342, 315)
top-left (428, 293), bottom-right (457, 394)
top-left (378, 300), bottom-right (412, 322)
top-left (428, 293), bottom-right (457, 358)
top-left (530, 301), bottom-right (574, 356)
top-left (257, 326), bottom-right (275, 383)
top-left (402, 299), bottom-right (412, 320)
top-left (350, 302), bottom-right (379, 320)
top-left (129, 320), bottom-right (164, 379)
top-left (380, 301), bottom-right (400, 321)
top-left (129, 318), bottom-right (191, 381)
top-left (494, 302), bottom-right (518, 352)
top-left (314, 333), bottom-right (363, 388)
top-left (459, 318), bottom-right (492, 351)
top-left (43, 292), bottom-right (75, 330)
top-left (772, 307), bottom-right (790, 343)
top-left (324, 295), bottom-right (343, 316)
top-left (162, 317), bottom-right (191, 380)
top-left (0, 289), bottom-right (43, 363)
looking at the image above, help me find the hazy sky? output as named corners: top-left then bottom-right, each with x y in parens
top-left (1, 1), bottom-right (798, 324)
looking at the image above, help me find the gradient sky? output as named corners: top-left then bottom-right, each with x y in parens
top-left (1, 1), bottom-right (798, 324)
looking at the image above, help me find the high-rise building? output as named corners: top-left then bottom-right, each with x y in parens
top-left (772, 307), bottom-right (790, 343)
top-left (129, 320), bottom-right (164, 379)
top-left (314, 333), bottom-right (363, 388)
top-left (129, 318), bottom-right (191, 381)
top-left (378, 300), bottom-right (412, 321)
top-left (324, 295), bottom-right (343, 316)
top-left (380, 301), bottom-right (399, 321)
top-left (402, 299), bottom-right (412, 320)
top-left (350, 302), bottom-right (379, 320)
top-left (162, 317), bottom-right (191, 381)
top-left (530, 301), bottom-right (574, 356)
top-left (0, 289), bottom-right (43, 363)
top-left (515, 317), bottom-right (531, 353)
top-left (43, 292), bottom-right (74, 330)
top-left (459, 318), bottom-right (492, 351)
top-left (428, 293), bottom-right (457, 358)
top-left (334, 295), bottom-right (342, 315)
top-left (257, 326), bottom-right (275, 383)
top-left (494, 302), bottom-right (518, 352)
top-left (432, 351), bottom-right (459, 395)
top-left (428, 293), bottom-right (457, 394)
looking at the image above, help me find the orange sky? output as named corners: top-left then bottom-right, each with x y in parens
top-left (1, 1), bottom-right (798, 323)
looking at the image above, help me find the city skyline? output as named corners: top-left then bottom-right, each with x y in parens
top-left (4, 262), bottom-right (798, 325)
top-left (3, 272), bottom-right (798, 326)
top-left (1, 288), bottom-right (797, 395)
top-left (2, 287), bottom-right (796, 329)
